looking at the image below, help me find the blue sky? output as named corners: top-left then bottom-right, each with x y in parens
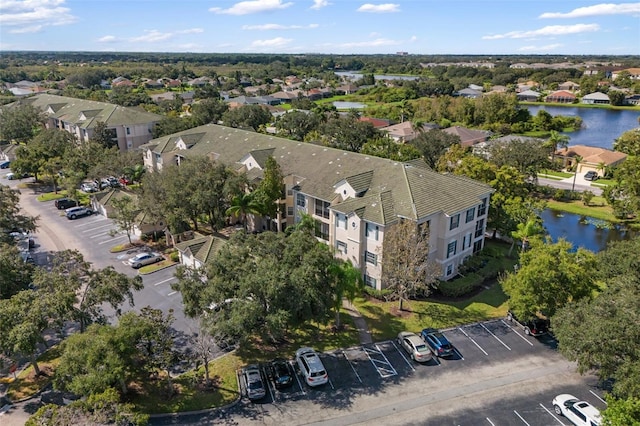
top-left (1, 1), bottom-right (639, 55)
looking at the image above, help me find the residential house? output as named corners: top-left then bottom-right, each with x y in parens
top-left (442, 126), bottom-right (492, 147)
top-left (545, 90), bottom-right (577, 104)
top-left (581, 92), bottom-right (610, 105)
top-left (380, 121), bottom-right (439, 143)
top-left (624, 94), bottom-right (640, 106)
top-left (612, 68), bottom-right (640, 80)
top-left (358, 117), bottom-right (393, 129)
top-left (140, 124), bottom-right (494, 290)
top-left (111, 77), bottom-right (134, 88)
top-left (473, 135), bottom-right (544, 159)
top-left (2, 93), bottom-right (162, 152)
top-left (558, 81), bottom-right (580, 91)
top-left (516, 90), bottom-right (541, 102)
top-left (455, 88), bottom-right (482, 99)
top-left (554, 145), bottom-right (627, 177)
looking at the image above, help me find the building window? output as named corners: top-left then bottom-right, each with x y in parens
top-left (287, 188), bottom-right (293, 196)
top-left (449, 214), bottom-right (460, 230)
top-left (336, 214), bottom-right (347, 230)
top-left (364, 275), bottom-right (377, 288)
top-left (287, 206), bottom-right (294, 217)
top-left (296, 193), bottom-right (306, 207)
top-left (365, 251), bottom-right (377, 265)
top-left (365, 223), bottom-right (379, 240)
top-left (126, 127), bottom-right (131, 135)
top-left (473, 239), bottom-right (483, 253)
top-left (478, 197), bottom-right (487, 217)
top-left (446, 264), bottom-right (453, 276)
top-left (315, 221), bottom-right (329, 241)
top-left (315, 199), bottom-right (330, 219)
top-left (466, 207), bottom-right (475, 223)
top-left (465, 232), bottom-right (473, 249)
top-left (447, 241), bottom-right (457, 258)
top-left (475, 219), bottom-right (485, 238)
top-left (337, 240), bottom-right (347, 254)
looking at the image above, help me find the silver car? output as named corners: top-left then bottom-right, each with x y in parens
top-left (242, 365), bottom-right (266, 401)
top-left (127, 252), bottom-right (163, 269)
top-left (397, 331), bottom-right (433, 363)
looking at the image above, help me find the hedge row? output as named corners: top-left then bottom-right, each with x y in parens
top-left (437, 256), bottom-right (505, 298)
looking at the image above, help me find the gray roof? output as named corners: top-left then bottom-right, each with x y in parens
top-left (5, 93), bottom-right (162, 129)
top-left (582, 92), bottom-right (610, 101)
top-left (143, 124), bottom-right (493, 224)
top-left (175, 234), bottom-right (227, 264)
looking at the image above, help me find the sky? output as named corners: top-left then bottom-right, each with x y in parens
top-left (0, 0), bottom-right (639, 55)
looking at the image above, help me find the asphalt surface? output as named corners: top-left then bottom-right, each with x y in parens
top-left (1, 171), bottom-right (608, 425)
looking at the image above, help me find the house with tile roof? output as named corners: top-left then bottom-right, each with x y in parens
top-left (140, 124), bottom-right (493, 289)
top-left (175, 233), bottom-right (228, 269)
top-left (554, 145), bottom-right (627, 177)
top-left (3, 93), bottom-right (162, 152)
top-left (380, 121), bottom-right (438, 143)
top-left (442, 126), bottom-right (492, 147)
top-left (545, 90), bottom-right (577, 104)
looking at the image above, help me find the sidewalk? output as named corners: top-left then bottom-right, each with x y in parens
top-left (342, 299), bottom-right (373, 344)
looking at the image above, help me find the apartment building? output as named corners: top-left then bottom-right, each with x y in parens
top-left (6, 93), bottom-right (162, 152)
top-left (141, 124), bottom-right (493, 290)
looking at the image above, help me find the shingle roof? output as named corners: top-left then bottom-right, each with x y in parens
top-left (175, 234), bottom-right (227, 264)
top-left (143, 124), bottom-right (493, 224)
top-left (555, 145), bottom-right (627, 165)
top-left (5, 93), bottom-right (162, 129)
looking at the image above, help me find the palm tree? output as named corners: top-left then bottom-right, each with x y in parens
top-left (571, 155), bottom-right (584, 192)
top-left (225, 192), bottom-right (262, 230)
top-left (544, 130), bottom-right (570, 160)
top-left (596, 161), bottom-right (606, 178)
top-left (509, 218), bottom-right (544, 256)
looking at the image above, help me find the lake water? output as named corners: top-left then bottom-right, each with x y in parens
top-left (541, 209), bottom-right (637, 252)
top-left (333, 101), bottom-right (366, 109)
top-left (524, 106), bottom-right (639, 150)
top-left (335, 71), bottom-right (419, 81)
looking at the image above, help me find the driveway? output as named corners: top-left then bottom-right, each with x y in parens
top-left (537, 173), bottom-right (604, 195)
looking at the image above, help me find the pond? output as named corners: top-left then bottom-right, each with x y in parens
top-left (333, 101), bottom-right (367, 109)
top-left (524, 106), bottom-right (640, 150)
top-left (541, 209), bottom-right (637, 253)
top-left (335, 71), bottom-right (420, 81)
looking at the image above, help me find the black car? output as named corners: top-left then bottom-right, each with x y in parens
top-left (506, 310), bottom-right (550, 336)
top-left (54, 198), bottom-right (78, 210)
top-left (267, 358), bottom-right (294, 389)
top-left (584, 171), bottom-right (599, 181)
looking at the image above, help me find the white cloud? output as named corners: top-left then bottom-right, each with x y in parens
top-left (250, 36), bottom-right (293, 48)
top-left (242, 23), bottom-right (319, 30)
top-left (517, 43), bottom-right (563, 52)
top-left (483, 24), bottom-right (600, 40)
top-left (0, 0), bottom-right (78, 30)
top-left (540, 3), bottom-right (640, 18)
top-left (209, 0), bottom-right (293, 15)
top-left (128, 28), bottom-right (203, 43)
top-left (311, 0), bottom-right (330, 10)
top-left (97, 35), bottom-right (117, 43)
top-left (357, 3), bottom-right (400, 13)
top-left (9, 25), bottom-right (42, 33)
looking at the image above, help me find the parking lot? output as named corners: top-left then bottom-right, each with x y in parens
top-left (228, 319), bottom-right (607, 426)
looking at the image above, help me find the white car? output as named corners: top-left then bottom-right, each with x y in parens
top-left (80, 182), bottom-right (98, 193)
top-left (242, 365), bottom-right (266, 401)
top-left (553, 394), bottom-right (601, 426)
top-left (295, 347), bottom-right (328, 387)
top-left (397, 331), bottom-right (433, 363)
top-left (127, 252), bottom-right (164, 269)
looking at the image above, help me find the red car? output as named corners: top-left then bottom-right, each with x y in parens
top-left (118, 176), bottom-right (133, 185)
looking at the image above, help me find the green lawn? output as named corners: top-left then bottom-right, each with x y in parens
top-left (353, 283), bottom-right (509, 341)
top-left (546, 198), bottom-right (620, 222)
top-left (540, 169), bottom-right (572, 179)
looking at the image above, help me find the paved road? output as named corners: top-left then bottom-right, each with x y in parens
top-left (537, 174), bottom-right (604, 195)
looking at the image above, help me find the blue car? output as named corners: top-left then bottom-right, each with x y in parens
top-left (420, 328), bottom-right (454, 358)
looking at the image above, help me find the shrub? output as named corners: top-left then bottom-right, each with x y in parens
top-left (438, 273), bottom-right (485, 298)
top-left (552, 189), bottom-right (568, 200)
top-left (169, 251), bottom-right (180, 262)
top-left (363, 286), bottom-right (393, 301)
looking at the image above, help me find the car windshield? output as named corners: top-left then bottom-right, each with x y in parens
top-left (248, 380), bottom-right (262, 390)
top-left (416, 344), bottom-right (429, 353)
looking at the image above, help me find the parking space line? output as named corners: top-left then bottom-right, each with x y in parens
top-left (480, 322), bottom-right (511, 351)
top-left (514, 410), bottom-right (530, 425)
top-left (590, 390), bottom-right (607, 405)
top-left (291, 362), bottom-right (306, 395)
top-left (153, 277), bottom-right (176, 286)
top-left (453, 347), bottom-right (465, 360)
top-left (390, 340), bottom-right (415, 371)
top-left (458, 327), bottom-right (488, 356)
top-left (486, 417), bottom-right (496, 426)
top-left (328, 377), bottom-right (335, 390)
top-left (539, 403), bottom-right (566, 425)
top-left (167, 291), bottom-right (177, 296)
top-left (342, 350), bottom-right (362, 384)
top-left (264, 368), bottom-right (275, 403)
top-left (73, 218), bottom-right (108, 228)
top-left (363, 346), bottom-right (397, 378)
top-left (501, 319), bottom-right (534, 346)
top-left (81, 223), bottom-right (114, 233)
top-left (90, 231), bottom-right (116, 238)
top-left (98, 235), bottom-right (128, 244)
